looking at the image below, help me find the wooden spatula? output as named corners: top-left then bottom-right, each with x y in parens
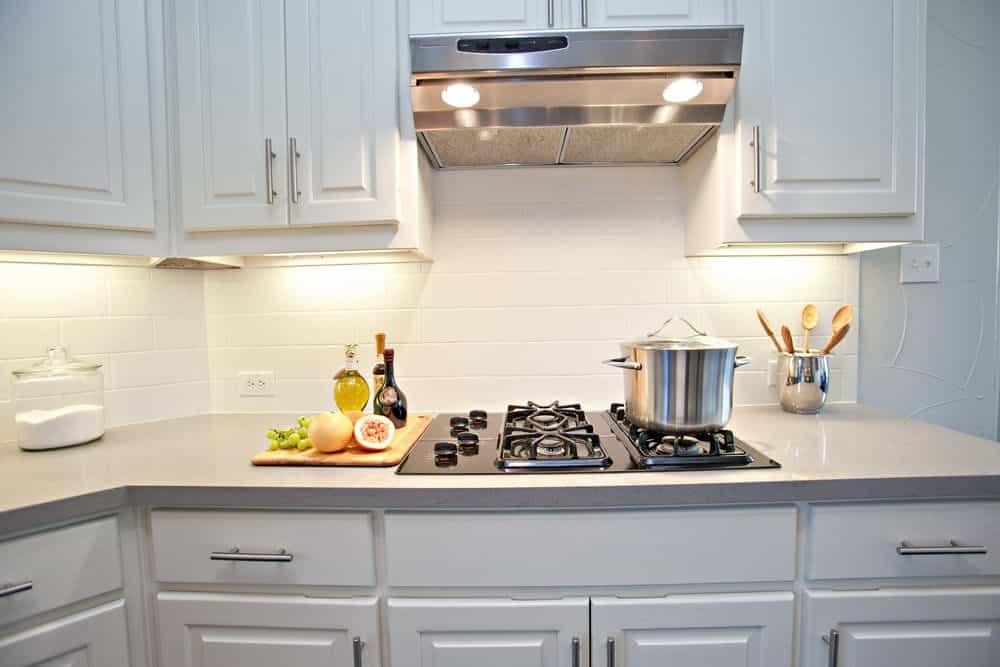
top-left (756, 309), bottom-right (784, 353)
top-left (821, 323), bottom-right (850, 354)
top-left (780, 325), bottom-right (796, 354)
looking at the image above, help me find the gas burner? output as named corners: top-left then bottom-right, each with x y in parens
top-left (506, 401), bottom-right (587, 432)
top-left (607, 402), bottom-right (779, 470)
top-left (498, 403), bottom-right (611, 469)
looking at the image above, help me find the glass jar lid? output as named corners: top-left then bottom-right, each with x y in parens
top-left (11, 346), bottom-right (103, 378)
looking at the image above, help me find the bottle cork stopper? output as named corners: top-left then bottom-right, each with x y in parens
top-left (375, 332), bottom-right (387, 354)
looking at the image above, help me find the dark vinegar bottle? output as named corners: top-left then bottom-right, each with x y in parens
top-left (373, 348), bottom-right (407, 427)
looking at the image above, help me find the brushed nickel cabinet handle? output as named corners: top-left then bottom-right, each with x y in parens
top-left (210, 547), bottom-right (293, 562)
top-left (264, 138), bottom-right (278, 204)
top-left (607, 637), bottom-right (615, 667)
top-left (897, 540), bottom-right (987, 555)
top-left (581, 0), bottom-right (588, 27)
top-left (353, 636), bottom-right (364, 667)
top-left (0, 581), bottom-right (33, 598)
top-left (750, 125), bottom-right (761, 193)
top-left (289, 137), bottom-right (302, 204)
top-left (547, 0), bottom-right (554, 27)
top-left (569, 637), bottom-right (579, 667)
top-left (822, 629), bottom-right (839, 667)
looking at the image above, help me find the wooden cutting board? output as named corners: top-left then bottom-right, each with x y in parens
top-left (251, 415), bottom-right (433, 467)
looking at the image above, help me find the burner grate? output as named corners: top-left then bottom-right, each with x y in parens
top-left (498, 401), bottom-right (611, 469)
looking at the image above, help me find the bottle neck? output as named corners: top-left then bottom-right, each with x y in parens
top-left (344, 356), bottom-right (359, 372)
top-left (384, 358), bottom-right (395, 384)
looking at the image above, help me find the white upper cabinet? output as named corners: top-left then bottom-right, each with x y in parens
top-left (683, 0), bottom-right (926, 254)
top-left (388, 598), bottom-right (589, 667)
top-left (737, 0), bottom-right (923, 218)
top-left (575, 0), bottom-right (737, 28)
top-left (592, 593), bottom-right (794, 667)
top-left (0, 0), bottom-right (155, 231)
top-left (409, 0), bottom-right (559, 34)
top-left (174, 0), bottom-right (288, 230)
top-left (285, 0), bottom-right (398, 226)
top-left (801, 588), bottom-right (1000, 667)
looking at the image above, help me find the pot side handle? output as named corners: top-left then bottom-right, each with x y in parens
top-left (735, 355), bottom-right (751, 368)
top-left (603, 357), bottom-right (642, 371)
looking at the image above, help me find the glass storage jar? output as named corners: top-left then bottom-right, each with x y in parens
top-left (11, 346), bottom-right (105, 451)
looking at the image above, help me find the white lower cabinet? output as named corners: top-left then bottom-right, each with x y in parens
top-left (388, 597), bottom-right (589, 667)
top-left (802, 588), bottom-right (1000, 667)
top-left (0, 599), bottom-right (129, 666)
top-left (157, 592), bottom-right (379, 667)
top-left (592, 592), bottom-right (794, 667)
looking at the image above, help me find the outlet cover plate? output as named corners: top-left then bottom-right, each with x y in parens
top-left (899, 243), bottom-right (940, 283)
top-left (238, 371), bottom-right (275, 396)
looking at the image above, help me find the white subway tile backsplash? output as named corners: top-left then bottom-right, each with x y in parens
top-left (1, 166), bottom-right (860, 431)
top-left (0, 264), bottom-right (208, 441)
top-left (61, 317), bottom-right (155, 354)
top-left (0, 319), bottom-right (61, 359)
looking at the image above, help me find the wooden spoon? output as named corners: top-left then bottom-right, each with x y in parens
top-left (780, 325), bottom-right (796, 354)
top-left (832, 304), bottom-right (854, 333)
top-left (801, 304), bottom-right (819, 352)
top-left (821, 323), bottom-right (850, 354)
top-left (756, 309), bottom-right (784, 353)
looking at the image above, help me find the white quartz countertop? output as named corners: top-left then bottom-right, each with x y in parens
top-left (3, 403), bottom-right (1000, 534)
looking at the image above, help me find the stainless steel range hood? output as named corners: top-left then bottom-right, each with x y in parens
top-left (410, 27), bottom-right (742, 169)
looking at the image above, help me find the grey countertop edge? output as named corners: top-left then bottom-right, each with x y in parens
top-left (4, 475), bottom-right (1000, 537)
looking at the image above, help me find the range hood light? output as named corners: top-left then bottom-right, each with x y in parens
top-left (662, 78), bottom-right (704, 103)
top-left (441, 83), bottom-right (480, 108)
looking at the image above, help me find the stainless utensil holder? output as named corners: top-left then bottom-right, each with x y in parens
top-left (778, 352), bottom-right (830, 414)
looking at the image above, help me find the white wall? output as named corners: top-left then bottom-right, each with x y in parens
top-left (0, 264), bottom-right (209, 442)
top-left (205, 166), bottom-right (859, 414)
top-left (858, 0), bottom-right (1000, 439)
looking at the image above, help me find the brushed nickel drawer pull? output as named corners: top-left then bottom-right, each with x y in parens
top-left (571, 637), bottom-right (580, 667)
top-left (264, 138), bottom-right (278, 204)
top-left (210, 547), bottom-right (294, 562)
top-left (897, 540), bottom-right (987, 555)
top-left (547, 0), bottom-right (554, 27)
top-left (750, 125), bottom-right (761, 193)
top-left (607, 636), bottom-right (616, 667)
top-left (289, 136), bottom-right (302, 204)
top-left (353, 636), bottom-right (364, 667)
top-left (0, 581), bottom-right (33, 598)
top-left (822, 629), bottom-right (839, 667)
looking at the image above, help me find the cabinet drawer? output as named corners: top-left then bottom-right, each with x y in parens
top-left (150, 510), bottom-right (375, 586)
top-left (0, 516), bottom-right (122, 628)
top-left (385, 507), bottom-right (797, 587)
top-left (807, 502), bottom-right (1000, 580)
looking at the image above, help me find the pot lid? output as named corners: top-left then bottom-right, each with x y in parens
top-left (12, 346), bottom-right (103, 378)
top-left (625, 317), bottom-right (738, 351)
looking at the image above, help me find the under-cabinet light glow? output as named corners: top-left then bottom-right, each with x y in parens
top-left (441, 83), bottom-right (481, 108)
top-left (662, 78), bottom-right (704, 103)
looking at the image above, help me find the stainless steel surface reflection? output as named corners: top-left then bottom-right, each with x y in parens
top-left (778, 353), bottom-right (830, 414)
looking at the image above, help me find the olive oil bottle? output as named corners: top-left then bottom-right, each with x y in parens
top-left (333, 344), bottom-right (370, 412)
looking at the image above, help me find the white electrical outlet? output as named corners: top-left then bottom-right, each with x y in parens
top-left (899, 243), bottom-right (940, 283)
top-left (238, 371), bottom-right (275, 396)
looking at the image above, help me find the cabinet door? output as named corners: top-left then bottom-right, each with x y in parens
top-left (802, 588), bottom-right (1000, 667)
top-left (0, 0), bottom-right (155, 231)
top-left (737, 0), bottom-right (924, 218)
top-left (0, 600), bottom-right (129, 666)
top-left (592, 592), bottom-right (794, 667)
top-left (174, 0), bottom-right (288, 230)
top-left (388, 597), bottom-right (589, 667)
top-left (284, 0), bottom-right (398, 226)
top-left (409, 0), bottom-right (558, 34)
top-left (578, 0), bottom-right (736, 28)
top-left (157, 592), bottom-right (379, 667)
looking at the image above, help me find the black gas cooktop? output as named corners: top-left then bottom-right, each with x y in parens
top-left (396, 401), bottom-right (780, 474)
